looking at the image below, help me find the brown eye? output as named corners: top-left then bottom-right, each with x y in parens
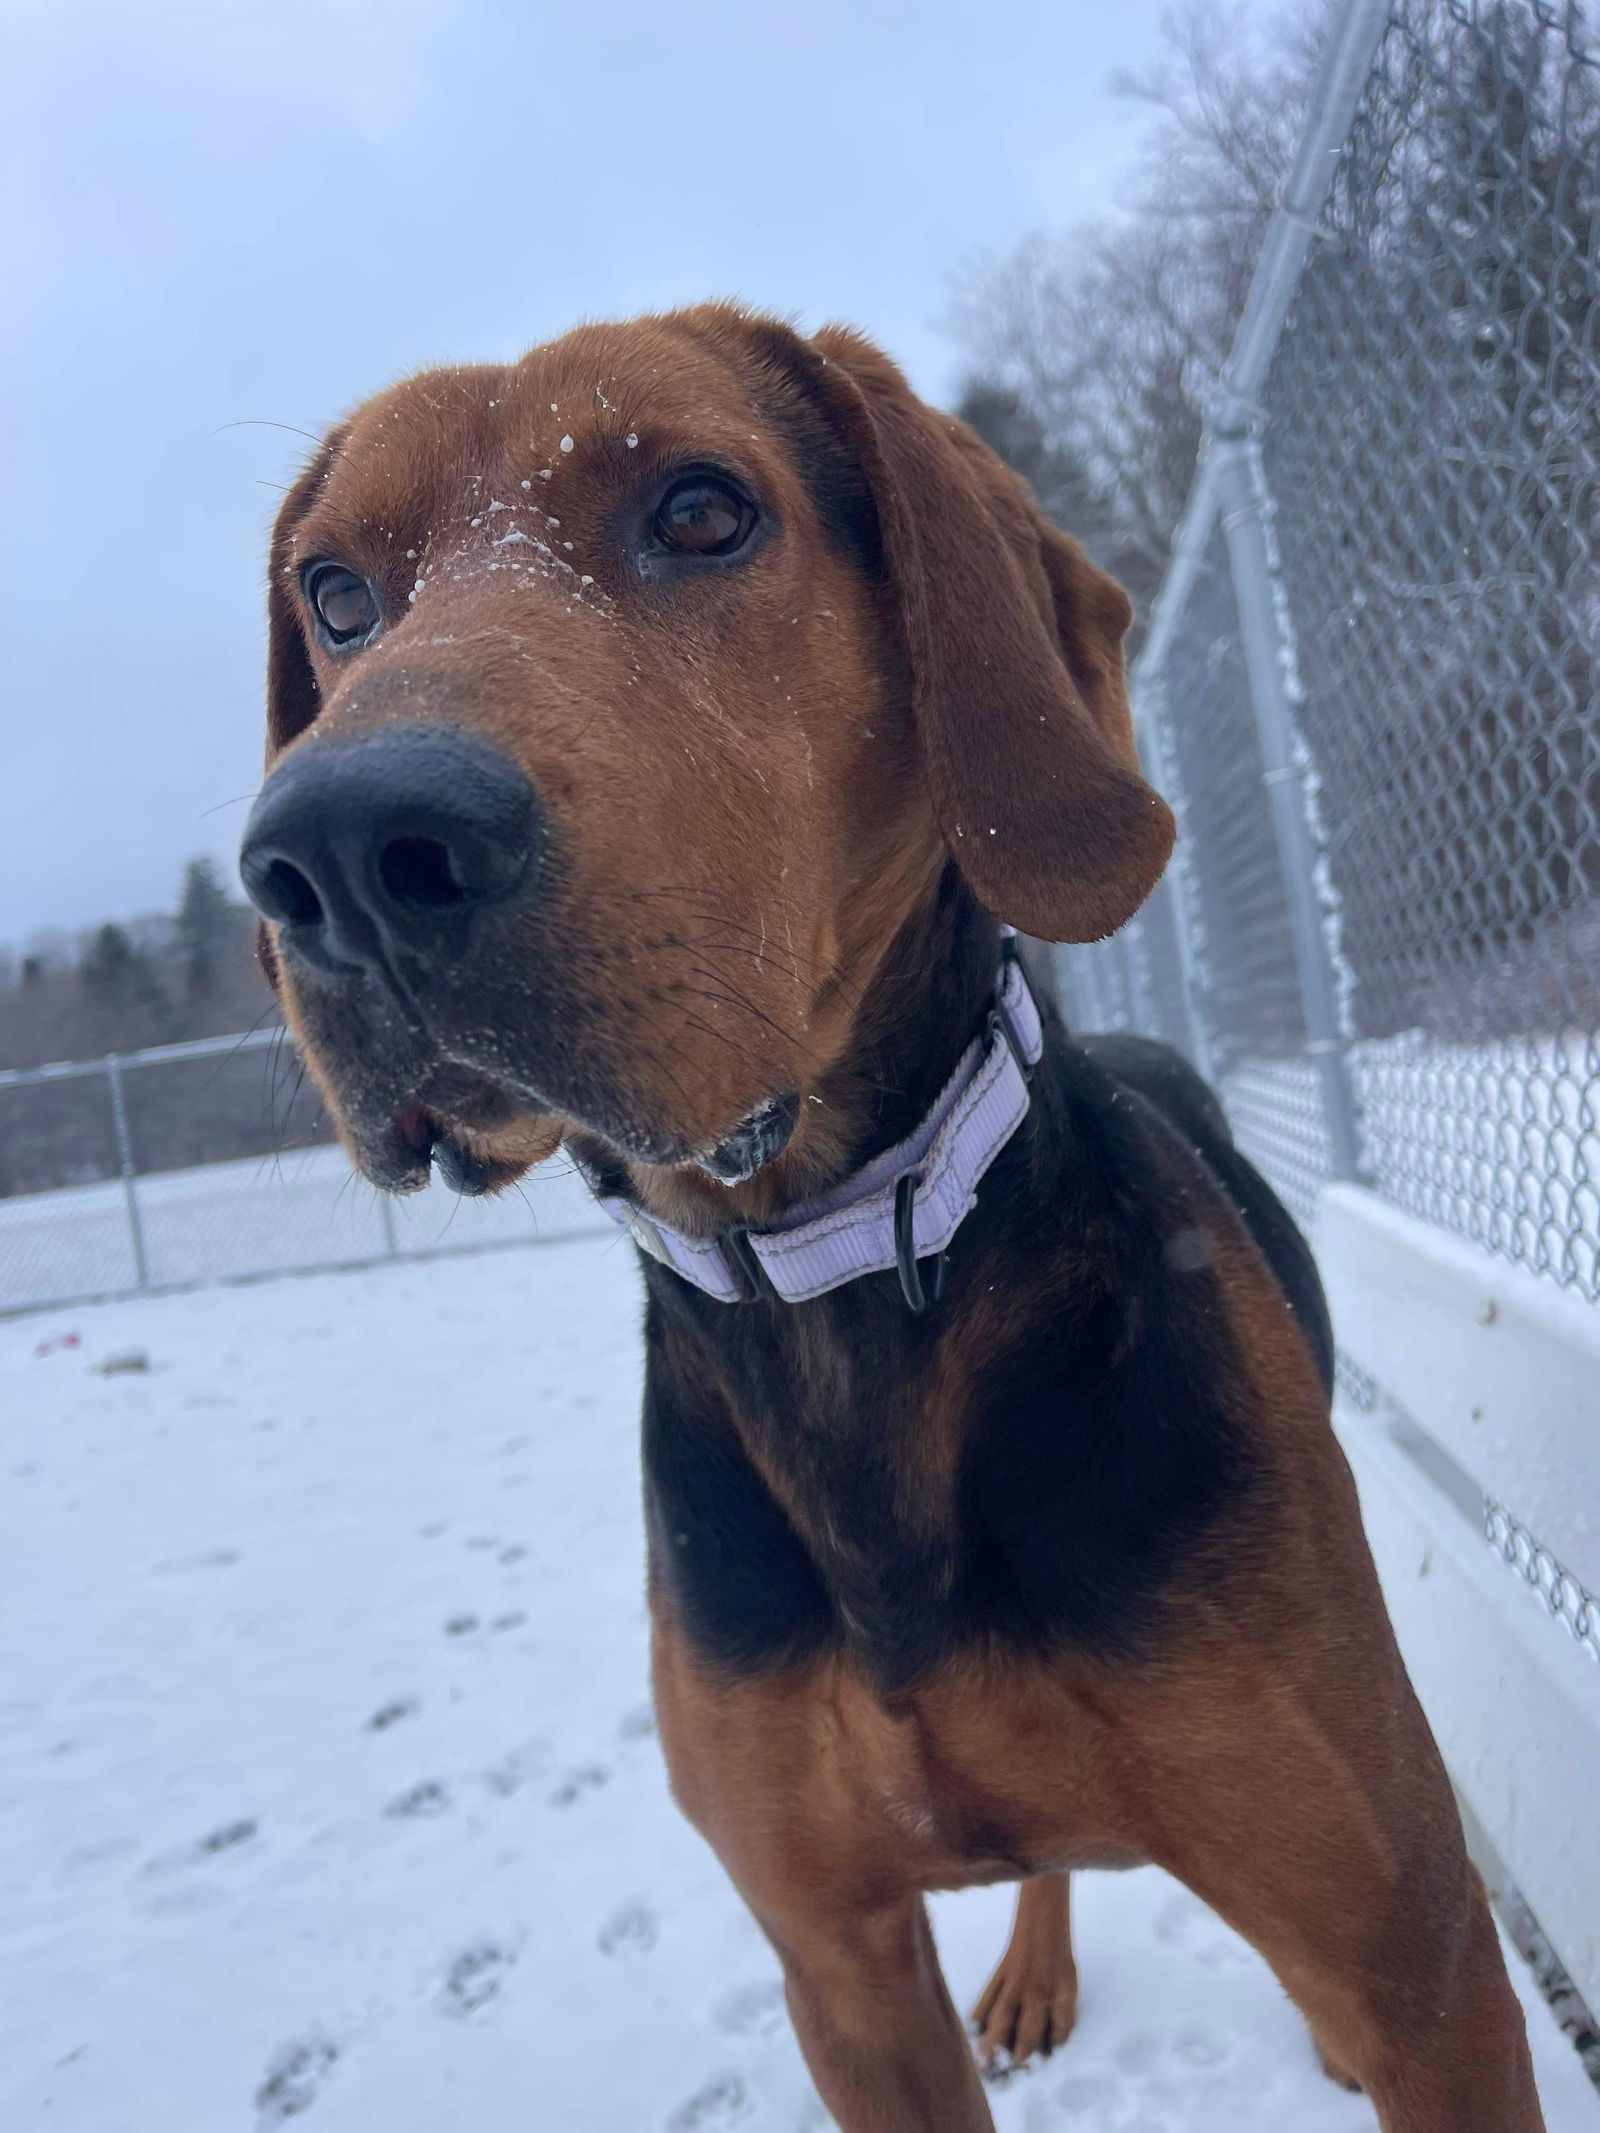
top-left (653, 477), bottom-right (754, 557)
top-left (305, 563), bottom-right (380, 645)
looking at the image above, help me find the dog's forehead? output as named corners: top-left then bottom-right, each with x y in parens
top-left (320, 319), bottom-right (796, 538)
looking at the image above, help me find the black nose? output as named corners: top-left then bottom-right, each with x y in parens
top-left (239, 727), bottom-right (539, 977)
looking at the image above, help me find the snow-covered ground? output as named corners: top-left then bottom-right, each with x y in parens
top-left (3, 1234), bottom-right (1594, 2132)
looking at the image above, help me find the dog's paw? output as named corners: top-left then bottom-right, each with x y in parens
top-left (970, 1954), bottom-right (1078, 2074)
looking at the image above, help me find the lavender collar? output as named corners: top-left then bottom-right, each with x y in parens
top-left (577, 947), bottom-right (1044, 1309)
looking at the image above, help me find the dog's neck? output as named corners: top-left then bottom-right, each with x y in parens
top-left (627, 881), bottom-right (1064, 1690)
top-left (599, 867), bottom-right (1006, 1239)
top-left (809, 866), bottom-right (1006, 1181)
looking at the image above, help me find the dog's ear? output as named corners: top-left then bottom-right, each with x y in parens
top-left (265, 429), bottom-right (346, 760)
top-left (798, 327), bottom-right (1173, 942)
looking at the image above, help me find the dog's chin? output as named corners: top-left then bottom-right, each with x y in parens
top-left (347, 1098), bottom-right (565, 1199)
top-left (392, 1094), bottom-right (796, 1201)
top-left (329, 1041), bottom-right (799, 1202)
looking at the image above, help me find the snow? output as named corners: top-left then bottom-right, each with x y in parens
top-left (3, 1237), bottom-right (1595, 2131)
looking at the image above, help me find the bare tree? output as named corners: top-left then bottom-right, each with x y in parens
top-left (949, 2), bottom-right (1335, 607)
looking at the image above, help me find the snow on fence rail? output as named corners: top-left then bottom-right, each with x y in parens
top-left (1052, 0), bottom-right (1600, 2083)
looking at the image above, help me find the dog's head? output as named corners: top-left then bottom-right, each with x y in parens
top-left (241, 305), bottom-right (1172, 1210)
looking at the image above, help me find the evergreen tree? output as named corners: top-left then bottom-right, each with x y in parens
top-left (79, 923), bottom-right (167, 1035)
top-left (80, 923), bottom-right (137, 997)
top-left (174, 856), bottom-right (238, 994)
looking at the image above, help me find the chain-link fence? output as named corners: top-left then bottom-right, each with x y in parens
top-left (1066, 0), bottom-right (1600, 1285)
top-left (0, 1030), bottom-right (608, 1316)
top-left (1054, 0), bottom-right (1600, 2070)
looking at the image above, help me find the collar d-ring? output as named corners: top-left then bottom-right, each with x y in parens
top-left (894, 1168), bottom-right (948, 1315)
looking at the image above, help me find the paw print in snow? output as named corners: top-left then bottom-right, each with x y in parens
top-left (439, 1941), bottom-right (514, 2018)
top-left (366, 1698), bottom-right (418, 1732)
top-left (548, 1763), bottom-right (609, 1807)
top-left (146, 1817), bottom-right (258, 1874)
top-left (713, 1980), bottom-right (784, 2036)
top-left (667, 2071), bottom-right (749, 2129)
top-left (482, 1737), bottom-right (553, 1796)
top-left (198, 1818), bottom-right (257, 1856)
top-left (598, 1897), bottom-right (658, 1955)
top-left (1048, 2026), bottom-right (1245, 2130)
top-left (254, 2034), bottom-right (337, 2124)
top-left (384, 1780), bottom-right (450, 1818)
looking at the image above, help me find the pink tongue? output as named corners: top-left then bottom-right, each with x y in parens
top-left (395, 1103), bottom-right (433, 1154)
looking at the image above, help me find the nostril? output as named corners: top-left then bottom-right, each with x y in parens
top-left (259, 858), bottom-right (324, 928)
top-left (239, 728), bottom-right (536, 962)
top-left (379, 836), bottom-right (469, 909)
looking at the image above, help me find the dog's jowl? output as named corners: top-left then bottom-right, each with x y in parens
top-left (241, 304), bottom-right (1543, 2132)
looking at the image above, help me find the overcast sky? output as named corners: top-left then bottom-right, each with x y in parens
top-left (3, 0), bottom-right (1270, 947)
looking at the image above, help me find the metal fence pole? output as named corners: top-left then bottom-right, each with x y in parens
top-left (1133, 688), bottom-right (1217, 1083)
top-left (104, 1054), bottom-right (151, 1292)
top-left (1213, 436), bottom-right (1365, 1183)
top-left (1121, 914), bottom-right (1156, 1040)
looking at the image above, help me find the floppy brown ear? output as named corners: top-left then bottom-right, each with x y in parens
top-left (804, 327), bottom-right (1173, 942)
top-left (264, 429), bottom-right (345, 761)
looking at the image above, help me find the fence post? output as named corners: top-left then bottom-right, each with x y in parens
top-left (1213, 435), bottom-right (1365, 1184)
top-left (105, 1054), bottom-right (151, 1292)
top-left (1121, 913), bottom-right (1157, 1041)
top-left (1132, 687), bottom-right (1217, 1083)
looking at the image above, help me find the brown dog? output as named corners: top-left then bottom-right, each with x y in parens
top-left (240, 304), bottom-right (1542, 2130)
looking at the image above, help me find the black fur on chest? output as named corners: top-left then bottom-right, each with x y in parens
top-left (639, 1031), bottom-right (1327, 1694)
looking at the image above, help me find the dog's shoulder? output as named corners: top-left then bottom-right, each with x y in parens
top-left (951, 1032), bottom-right (1267, 1659)
top-left (1070, 1030), bottom-right (1334, 1400)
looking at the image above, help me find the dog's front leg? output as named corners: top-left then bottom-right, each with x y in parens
top-left (764, 1894), bottom-right (994, 2133)
top-left (652, 1616), bottom-right (992, 2130)
top-left (1131, 1643), bottom-right (1546, 2132)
